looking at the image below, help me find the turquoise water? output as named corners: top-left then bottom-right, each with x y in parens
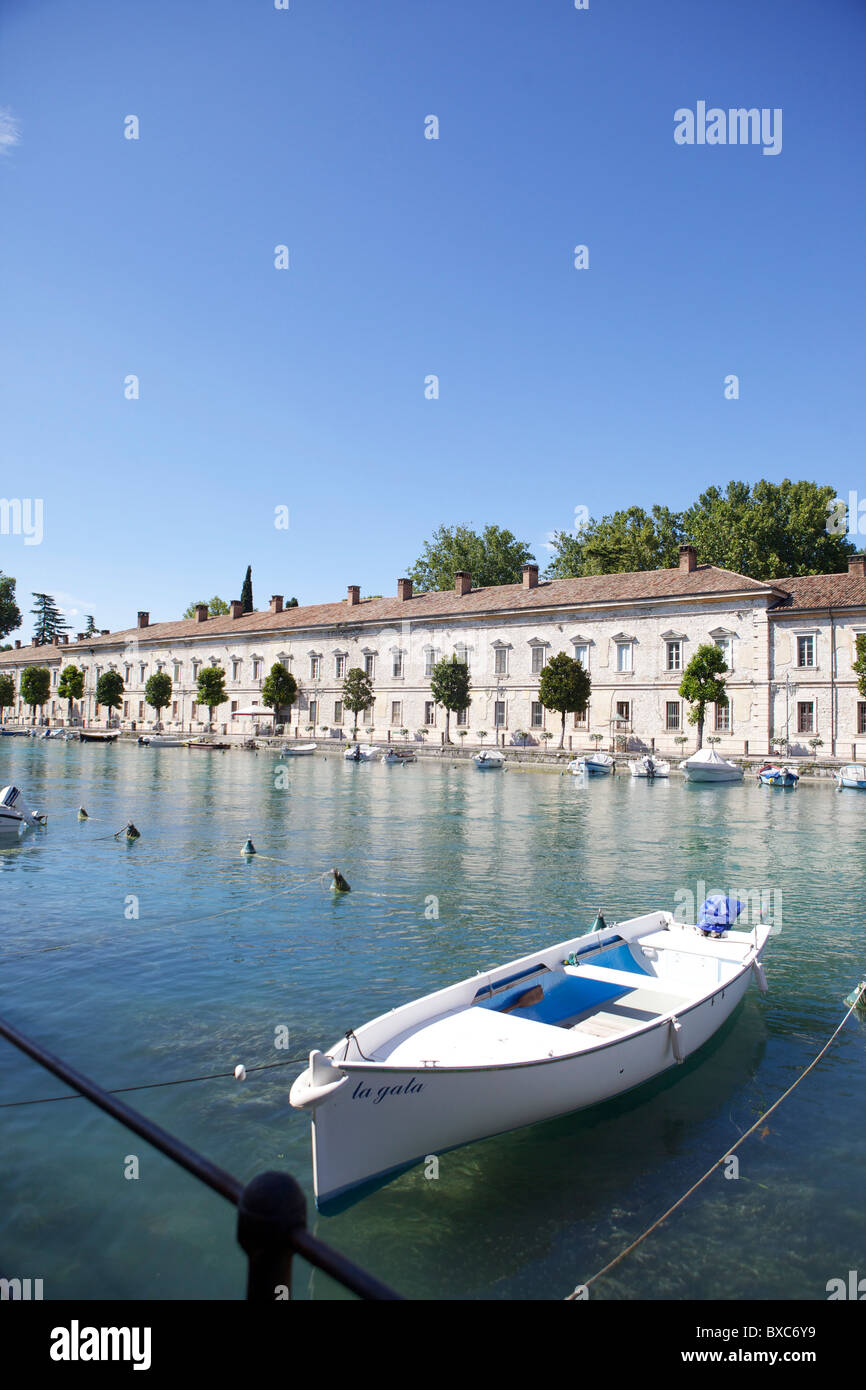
top-left (1, 740), bottom-right (864, 1301)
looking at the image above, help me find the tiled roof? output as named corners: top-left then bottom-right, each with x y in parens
top-left (769, 574), bottom-right (866, 612)
top-left (0, 565), bottom-right (787, 664)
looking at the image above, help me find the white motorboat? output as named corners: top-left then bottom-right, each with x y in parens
top-left (568, 753), bottom-right (615, 776)
top-left (757, 764), bottom-right (799, 788)
top-left (138, 734), bottom-right (185, 748)
top-left (680, 748), bottom-right (743, 782)
top-left (474, 750), bottom-right (505, 769)
top-left (344, 743), bottom-right (381, 762)
top-left (280, 743), bottom-right (318, 757)
top-left (0, 785), bottom-right (47, 835)
top-left (628, 755), bottom-right (670, 779)
top-left (835, 763), bottom-right (866, 790)
top-left (290, 905), bottom-right (770, 1210)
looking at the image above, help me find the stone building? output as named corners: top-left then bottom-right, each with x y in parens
top-left (3, 547), bottom-right (866, 757)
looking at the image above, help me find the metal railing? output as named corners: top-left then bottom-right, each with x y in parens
top-left (0, 1016), bottom-right (402, 1301)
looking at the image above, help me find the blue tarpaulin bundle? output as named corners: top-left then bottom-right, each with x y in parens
top-left (696, 895), bottom-right (743, 934)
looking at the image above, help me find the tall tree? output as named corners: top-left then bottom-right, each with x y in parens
top-left (31, 593), bottom-right (69, 645)
top-left (286, 597), bottom-right (299, 608)
top-left (0, 573), bottom-right (21, 640)
top-left (546, 505), bottom-right (683, 578)
top-left (408, 524), bottom-right (535, 592)
top-left (183, 597), bottom-right (229, 618)
top-left (83, 615), bottom-right (98, 636)
top-left (683, 479), bottom-right (854, 579)
top-left (538, 652), bottom-right (591, 748)
top-left (430, 655), bottom-right (472, 743)
top-left (262, 663), bottom-right (298, 724)
top-left (0, 672), bottom-right (15, 724)
top-left (678, 644), bottom-right (728, 748)
top-left (20, 666), bottom-right (51, 725)
top-left (341, 667), bottom-right (375, 738)
top-left (196, 666), bottom-right (227, 728)
top-left (96, 670), bottom-right (124, 726)
top-left (240, 566), bottom-right (254, 613)
top-left (144, 671), bottom-right (173, 726)
top-left (58, 665), bottom-right (84, 722)
top-left (852, 634), bottom-right (866, 700)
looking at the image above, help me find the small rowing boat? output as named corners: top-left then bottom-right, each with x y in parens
top-left (290, 902), bottom-right (770, 1209)
top-left (568, 753), bottom-right (615, 776)
top-left (280, 743), bottom-right (318, 757)
top-left (835, 763), bottom-right (866, 790)
top-left (79, 731), bottom-right (119, 743)
top-left (757, 765), bottom-right (799, 788)
top-left (383, 749), bottom-right (416, 764)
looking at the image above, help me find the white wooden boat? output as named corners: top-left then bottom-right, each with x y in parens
top-left (680, 748), bottom-right (743, 782)
top-left (474, 750), bottom-right (505, 769)
top-left (628, 755), bottom-right (670, 778)
top-left (568, 753), bottom-right (615, 776)
top-left (290, 908), bottom-right (770, 1210)
top-left (138, 734), bottom-right (185, 747)
top-left (344, 743), bottom-right (381, 762)
top-left (280, 743), bottom-right (318, 757)
top-left (0, 785), bottom-right (47, 835)
top-left (757, 764), bottom-right (799, 788)
top-left (835, 763), bottom-right (866, 790)
top-left (383, 749), bottom-right (416, 764)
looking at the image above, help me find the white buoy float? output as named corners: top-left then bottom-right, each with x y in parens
top-left (234, 1064), bottom-right (247, 1081)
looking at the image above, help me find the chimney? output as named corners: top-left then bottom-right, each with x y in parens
top-left (77, 633), bottom-right (86, 642)
top-left (14, 640), bottom-right (20, 649)
top-left (270, 595), bottom-right (284, 615)
top-left (100, 629), bottom-right (110, 635)
top-left (522, 564), bottom-right (539, 589)
top-left (347, 585), bottom-right (360, 607)
top-left (195, 604), bottom-right (209, 623)
top-left (230, 600), bottom-right (243, 619)
top-left (397, 578), bottom-right (413, 601)
top-left (137, 611), bottom-right (149, 629)
top-left (454, 571), bottom-right (472, 596)
top-left (849, 554), bottom-right (866, 578)
top-left (679, 545), bottom-right (697, 574)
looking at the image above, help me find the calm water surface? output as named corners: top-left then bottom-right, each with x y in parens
top-left (1, 740), bottom-right (864, 1300)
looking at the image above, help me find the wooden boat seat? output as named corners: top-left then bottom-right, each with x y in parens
top-left (563, 962), bottom-right (693, 998)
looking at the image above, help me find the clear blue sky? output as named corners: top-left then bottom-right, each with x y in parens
top-left (1, 0), bottom-right (864, 639)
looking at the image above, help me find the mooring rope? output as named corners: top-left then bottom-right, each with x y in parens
top-left (0, 1054), bottom-right (311, 1108)
top-left (565, 981), bottom-right (866, 1298)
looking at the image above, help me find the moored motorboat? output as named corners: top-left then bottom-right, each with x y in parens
top-left (0, 785), bottom-right (47, 835)
top-left (474, 750), bottom-right (505, 769)
top-left (383, 749), bottom-right (416, 764)
top-left (79, 731), bottom-right (119, 743)
top-left (628, 755), bottom-right (670, 779)
top-left (344, 743), bottom-right (381, 761)
top-left (187, 738), bottom-right (230, 750)
top-left (568, 753), bottom-right (615, 776)
top-left (835, 763), bottom-right (866, 790)
top-left (757, 764), bottom-right (799, 788)
top-left (680, 748), bottom-right (743, 782)
top-left (280, 743), bottom-right (318, 757)
top-left (138, 734), bottom-right (185, 747)
top-left (290, 903), bottom-right (770, 1210)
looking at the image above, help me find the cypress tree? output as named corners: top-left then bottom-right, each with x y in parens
top-left (240, 566), bottom-right (253, 613)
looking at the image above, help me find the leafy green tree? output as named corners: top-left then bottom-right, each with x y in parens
top-left (183, 597), bottom-right (229, 618)
top-left (96, 670), bottom-right (124, 726)
top-left (0, 672), bottom-right (15, 723)
top-left (196, 666), bottom-right (226, 728)
top-left (342, 667), bottom-right (374, 738)
top-left (20, 665), bottom-right (51, 724)
top-left (683, 480), bottom-right (853, 579)
top-left (546, 505), bottom-right (683, 578)
top-left (852, 634), bottom-right (866, 699)
top-left (678, 643), bottom-right (728, 748)
top-left (145, 671), bottom-right (173, 725)
top-left (408, 524), bottom-right (535, 592)
top-left (0, 573), bottom-right (21, 640)
top-left (240, 566), bottom-right (253, 614)
top-left (538, 652), bottom-right (591, 748)
top-left (58, 664), bottom-right (84, 722)
top-left (430, 654), bottom-right (472, 743)
top-left (262, 663), bottom-right (298, 723)
top-left (286, 597), bottom-right (299, 608)
top-left (31, 593), bottom-right (69, 645)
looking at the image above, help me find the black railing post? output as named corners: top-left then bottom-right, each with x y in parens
top-left (237, 1171), bottom-right (307, 1301)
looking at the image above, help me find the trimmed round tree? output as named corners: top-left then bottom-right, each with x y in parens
top-left (96, 670), bottom-right (125, 727)
top-left (145, 671), bottom-right (173, 728)
top-left (262, 663), bottom-right (298, 726)
top-left (0, 672), bottom-right (15, 724)
top-left (196, 665), bottom-right (227, 729)
top-left (430, 655), bottom-right (471, 744)
top-left (20, 665), bottom-right (51, 725)
top-left (538, 651), bottom-right (591, 749)
top-left (57, 664), bottom-right (84, 723)
top-left (342, 667), bottom-right (374, 739)
top-left (678, 643), bottom-right (728, 749)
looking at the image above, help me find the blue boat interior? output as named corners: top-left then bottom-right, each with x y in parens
top-left (476, 942), bottom-right (650, 1028)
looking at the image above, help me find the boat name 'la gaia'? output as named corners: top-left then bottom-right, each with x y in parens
top-left (352, 1077), bottom-right (425, 1104)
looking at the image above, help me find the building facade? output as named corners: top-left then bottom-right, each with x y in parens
top-left (3, 548), bottom-right (866, 757)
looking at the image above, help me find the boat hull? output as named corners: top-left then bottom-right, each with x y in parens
top-left (305, 965), bottom-right (755, 1210)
